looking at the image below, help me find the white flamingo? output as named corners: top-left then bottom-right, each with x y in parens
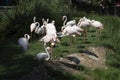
top-left (90, 20), bottom-right (104, 29)
top-left (30, 16), bottom-right (40, 37)
top-left (37, 18), bottom-right (50, 35)
top-left (34, 22), bottom-right (41, 33)
top-left (35, 25), bottom-right (45, 35)
top-left (39, 34), bottom-right (60, 48)
top-left (61, 15), bottom-right (76, 31)
top-left (18, 34), bottom-right (30, 51)
top-left (61, 16), bottom-right (84, 44)
top-left (77, 17), bottom-right (91, 27)
top-left (42, 19), bottom-right (59, 41)
top-left (34, 47), bottom-right (52, 61)
top-left (89, 20), bottom-right (104, 40)
top-left (62, 25), bottom-right (84, 36)
top-left (61, 25), bottom-right (83, 52)
top-left (63, 15), bottom-right (76, 26)
top-left (34, 18), bottom-right (47, 35)
top-left (77, 17), bottom-right (91, 42)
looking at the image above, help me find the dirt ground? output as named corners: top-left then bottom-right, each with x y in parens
top-left (58, 46), bottom-right (107, 69)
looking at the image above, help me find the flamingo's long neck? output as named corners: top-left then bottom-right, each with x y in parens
top-left (63, 16), bottom-right (67, 26)
top-left (34, 22), bottom-right (40, 30)
top-left (24, 34), bottom-right (30, 40)
top-left (37, 22), bottom-right (40, 27)
top-left (45, 48), bottom-right (50, 60)
top-left (77, 19), bottom-right (82, 26)
top-left (33, 17), bottom-right (36, 23)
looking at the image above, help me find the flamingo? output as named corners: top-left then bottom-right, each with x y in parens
top-left (77, 17), bottom-right (91, 27)
top-left (34, 22), bottom-right (41, 33)
top-left (42, 19), bottom-right (59, 41)
top-left (62, 25), bottom-right (84, 48)
top-left (77, 17), bottom-right (91, 42)
top-left (35, 25), bottom-right (45, 35)
top-left (30, 16), bottom-right (40, 37)
top-left (62, 25), bottom-right (84, 36)
top-left (90, 20), bottom-right (104, 29)
top-left (34, 18), bottom-right (47, 35)
top-left (61, 15), bottom-right (76, 31)
top-left (89, 20), bottom-right (104, 40)
top-left (39, 34), bottom-right (60, 48)
top-left (37, 18), bottom-right (49, 34)
top-left (18, 34), bottom-right (30, 51)
top-left (34, 47), bottom-right (52, 61)
top-left (63, 15), bottom-right (76, 26)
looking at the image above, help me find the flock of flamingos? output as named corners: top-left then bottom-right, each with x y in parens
top-left (18, 16), bottom-right (104, 61)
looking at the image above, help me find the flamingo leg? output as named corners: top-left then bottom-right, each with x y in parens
top-left (85, 28), bottom-right (87, 40)
top-left (69, 36), bottom-right (73, 53)
top-left (96, 28), bottom-right (99, 40)
top-left (44, 43), bottom-right (47, 48)
top-left (83, 31), bottom-right (86, 43)
top-left (98, 29), bottom-right (101, 40)
top-left (31, 32), bottom-right (32, 37)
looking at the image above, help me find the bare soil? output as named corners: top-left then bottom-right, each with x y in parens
top-left (59, 46), bottom-right (107, 69)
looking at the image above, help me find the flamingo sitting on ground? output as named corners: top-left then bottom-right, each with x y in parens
top-left (34, 47), bottom-right (52, 61)
top-left (18, 34), bottom-right (30, 51)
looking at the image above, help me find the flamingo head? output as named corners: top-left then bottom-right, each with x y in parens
top-left (61, 26), bottom-right (66, 31)
top-left (24, 34), bottom-right (30, 40)
top-left (62, 15), bottom-right (67, 21)
top-left (46, 47), bottom-right (52, 54)
top-left (52, 20), bottom-right (55, 24)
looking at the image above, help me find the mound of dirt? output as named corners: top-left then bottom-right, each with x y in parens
top-left (58, 46), bottom-right (107, 69)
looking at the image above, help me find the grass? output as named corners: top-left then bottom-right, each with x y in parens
top-left (0, 2), bottom-right (120, 79)
top-left (0, 26), bottom-right (108, 80)
top-left (0, 41), bottom-right (38, 79)
top-left (0, 26), bottom-right (97, 80)
top-left (93, 68), bottom-right (120, 80)
top-left (47, 66), bottom-right (86, 80)
top-left (0, 14), bottom-right (120, 80)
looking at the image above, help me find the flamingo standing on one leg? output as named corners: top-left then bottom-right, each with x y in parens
top-left (77, 17), bottom-right (91, 42)
top-left (89, 20), bottom-right (104, 40)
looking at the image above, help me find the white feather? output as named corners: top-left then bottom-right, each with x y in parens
top-left (18, 34), bottom-right (30, 50)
